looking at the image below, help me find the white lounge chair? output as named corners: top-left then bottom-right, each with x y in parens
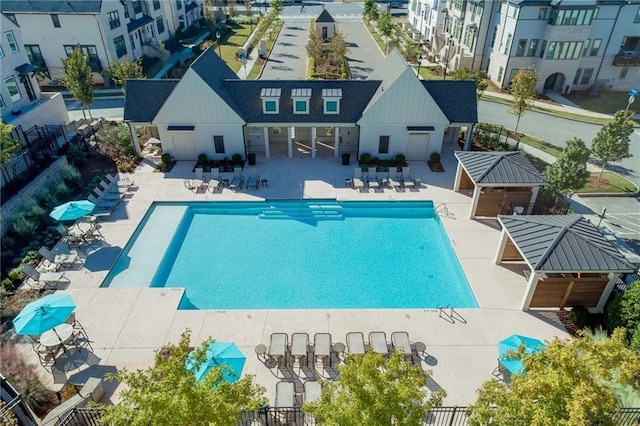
top-left (314, 333), bottom-right (332, 367)
top-left (275, 381), bottom-right (295, 408)
top-left (194, 167), bottom-right (204, 180)
top-left (93, 187), bottom-right (121, 201)
top-left (401, 167), bottom-right (415, 190)
top-left (269, 333), bottom-right (288, 367)
top-left (369, 331), bottom-right (389, 356)
top-left (304, 380), bottom-right (322, 404)
top-left (346, 332), bottom-right (365, 355)
top-left (100, 180), bottom-right (128, 194)
top-left (387, 168), bottom-right (402, 191)
top-left (21, 264), bottom-right (69, 290)
top-left (290, 332), bottom-right (309, 367)
top-left (229, 167), bottom-right (244, 191)
top-left (391, 331), bottom-right (414, 361)
top-left (87, 194), bottom-right (118, 209)
top-left (207, 168), bottom-right (221, 193)
top-left (246, 168), bottom-right (260, 190)
top-left (106, 173), bottom-right (134, 188)
top-left (352, 168), bottom-right (365, 191)
top-left (367, 169), bottom-right (380, 190)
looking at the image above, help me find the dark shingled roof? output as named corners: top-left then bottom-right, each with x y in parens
top-left (190, 49), bottom-right (244, 118)
top-left (0, 1), bottom-right (102, 13)
top-left (15, 63), bottom-right (38, 73)
top-left (124, 79), bottom-right (179, 122)
top-left (422, 80), bottom-right (478, 123)
top-left (316, 9), bottom-right (335, 22)
top-left (225, 80), bottom-right (380, 123)
top-left (127, 15), bottom-right (153, 33)
top-left (455, 151), bottom-right (547, 185)
top-left (498, 215), bottom-right (636, 272)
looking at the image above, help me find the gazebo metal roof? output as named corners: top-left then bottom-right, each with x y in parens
top-left (455, 151), bottom-right (547, 186)
top-left (498, 215), bottom-right (636, 273)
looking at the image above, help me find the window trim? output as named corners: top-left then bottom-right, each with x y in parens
top-left (4, 31), bottom-right (19, 53)
top-left (292, 98), bottom-right (309, 114)
top-left (153, 0), bottom-right (161, 10)
top-left (0, 94), bottom-right (5, 110)
top-left (108, 10), bottom-right (121, 30)
top-left (378, 136), bottom-right (390, 154)
top-left (262, 99), bottom-right (278, 114)
top-left (4, 76), bottom-right (22, 102)
top-left (156, 15), bottom-right (165, 33)
top-left (324, 100), bottom-right (339, 114)
top-left (515, 39), bottom-right (527, 57)
top-left (114, 35), bottom-right (127, 58)
top-left (527, 39), bottom-right (539, 57)
top-left (51, 14), bottom-right (61, 28)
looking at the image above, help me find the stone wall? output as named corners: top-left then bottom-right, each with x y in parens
top-left (0, 156), bottom-right (68, 237)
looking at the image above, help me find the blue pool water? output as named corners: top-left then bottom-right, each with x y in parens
top-left (102, 201), bottom-right (477, 310)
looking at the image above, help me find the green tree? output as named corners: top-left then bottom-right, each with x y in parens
top-left (328, 29), bottom-right (348, 66)
top-left (451, 67), bottom-right (488, 98)
top-left (203, 0), bottom-right (217, 31)
top-left (306, 28), bottom-right (324, 67)
top-left (363, 0), bottom-right (380, 21)
top-left (591, 109), bottom-right (634, 182)
top-left (508, 67), bottom-right (538, 149)
top-left (244, 0), bottom-right (253, 31)
top-left (303, 351), bottom-right (445, 425)
top-left (605, 280), bottom-right (640, 337)
top-left (104, 57), bottom-right (144, 94)
top-left (269, 0), bottom-right (283, 19)
top-left (544, 137), bottom-right (591, 196)
top-left (96, 124), bottom-right (136, 161)
top-left (377, 11), bottom-right (395, 55)
top-left (469, 328), bottom-right (640, 426)
top-left (62, 46), bottom-right (95, 119)
top-left (0, 119), bottom-right (21, 184)
top-left (99, 330), bottom-right (266, 426)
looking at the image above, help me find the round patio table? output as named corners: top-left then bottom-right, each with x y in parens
top-left (40, 323), bottom-right (73, 348)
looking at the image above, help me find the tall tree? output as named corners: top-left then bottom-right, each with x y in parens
top-left (99, 330), bottom-right (266, 426)
top-left (363, 0), bottom-right (380, 21)
top-left (469, 328), bottom-right (640, 426)
top-left (0, 119), bottom-right (21, 184)
top-left (377, 11), bottom-right (395, 55)
top-left (451, 67), bottom-right (488, 98)
top-left (591, 109), bottom-right (634, 182)
top-left (544, 137), bottom-right (591, 196)
top-left (303, 351), bottom-right (445, 425)
top-left (62, 46), bottom-right (95, 119)
top-left (328, 29), bottom-right (348, 66)
top-left (104, 57), bottom-right (144, 94)
top-left (269, 0), bottom-right (283, 19)
top-left (203, 0), bottom-right (217, 31)
top-left (508, 67), bottom-right (538, 149)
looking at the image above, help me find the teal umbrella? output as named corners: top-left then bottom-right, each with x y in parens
top-left (498, 334), bottom-right (546, 375)
top-left (50, 200), bottom-right (95, 221)
top-left (187, 342), bottom-right (246, 383)
top-left (13, 294), bottom-right (76, 335)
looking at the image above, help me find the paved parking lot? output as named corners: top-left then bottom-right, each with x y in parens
top-left (260, 2), bottom-right (385, 80)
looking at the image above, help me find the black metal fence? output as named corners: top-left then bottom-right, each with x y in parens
top-left (613, 272), bottom-right (639, 294)
top-left (1, 123), bottom-right (68, 199)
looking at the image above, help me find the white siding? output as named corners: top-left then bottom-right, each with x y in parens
top-left (158, 124), bottom-right (245, 160)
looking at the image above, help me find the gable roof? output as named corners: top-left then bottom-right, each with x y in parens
top-left (190, 48), bottom-right (244, 117)
top-left (124, 79), bottom-right (179, 122)
top-left (362, 49), bottom-right (412, 115)
top-left (0, 1), bottom-right (102, 13)
top-left (225, 80), bottom-right (380, 123)
top-left (316, 9), bottom-right (335, 22)
top-left (455, 151), bottom-right (547, 185)
top-left (498, 215), bottom-right (636, 273)
top-left (422, 80), bottom-right (478, 123)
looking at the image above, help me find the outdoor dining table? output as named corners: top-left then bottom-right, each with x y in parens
top-left (68, 222), bottom-right (93, 238)
top-left (40, 323), bottom-right (73, 349)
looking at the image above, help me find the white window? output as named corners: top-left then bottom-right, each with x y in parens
top-left (291, 88), bottom-right (311, 115)
top-left (4, 31), bottom-right (18, 53)
top-left (262, 99), bottom-right (279, 114)
top-left (4, 76), bottom-right (21, 101)
top-left (0, 95), bottom-right (5, 110)
top-left (260, 88), bottom-right (281, 114)
top-left (0, 45), bottom-right (4, 58)
top-left (325, 100), bottom-right (338, 113)
top-left (294, 100), bottom-right (308, 114)
top-left (322, 88), bottom-right (342, 114)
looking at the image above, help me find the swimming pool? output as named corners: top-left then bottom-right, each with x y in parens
top-left (102, 201), bottom-right (477, 310)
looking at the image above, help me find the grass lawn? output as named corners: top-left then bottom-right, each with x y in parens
top-left (519, 135), bottom-right (564, 158)
top-left (246, 20), bottom-right (283, 79)
top-left (218, 24), bottom-right (253, 72)
top-left (416, 66), bottom-right (443, 80)
top-left (564, 91), bottom-right (636, 115)
top-left (575, 172), bottom-right (638, 194)
top-left (143, 59), bottom-right (165, 78)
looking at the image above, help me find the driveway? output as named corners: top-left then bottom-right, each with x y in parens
top-left (261, 2), bottom-right (385, 80)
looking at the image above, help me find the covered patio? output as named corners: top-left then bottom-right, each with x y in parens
top-left (494, 215), bottom-right (637, 312)
top-left (453, 151), bottom-right (547, 219)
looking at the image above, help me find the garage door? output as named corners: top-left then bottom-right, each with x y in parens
top-left (406, 133), bottom-right (430, 161)
top-left (172, 133), bottom-right (196, 160)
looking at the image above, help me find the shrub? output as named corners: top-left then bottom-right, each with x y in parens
top-left (231, 153), bottom-right (243, 163)
top-left (161, 153), bottom-right (172, 166)
top-left (394, 154), bottom-right (406, 164)
top-left (52, 180), bottom-right (70, 200)
top-left (0, 341), bottom-right (57, 416)
top-left (24, 201), bottom-right (46, 222)
top-left (630, 324), bottom-right (640, 353)
top-left (65, 143), bottom-right (88, 168)
top-left (12, 215), bottom-right (39, 239)
top-left (359, 153), bottom-right (372, 164)
top-left (569, 305), bottom-right (590, 329)
top-left (605, 280), bottom-right (640, 335)
top-left (197, 153), bottom-right (208, 165)
top-left (7, 268), bottom-right (21, 282)
top-left (1, 278), bottom-right (13, 291)
top-left (59, 163), bottom-right (82, 188)
top-left (430, 152), bottom-right (441, 163)
top-left (37, 189), bottom-right (58, 211)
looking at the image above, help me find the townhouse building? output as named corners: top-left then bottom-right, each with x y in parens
top-left (408, 0), bottom-right (640, 94)
top-left (0, 0), bottom-right (203, 84)
top-left (1, 14), bottom-right (68, 130)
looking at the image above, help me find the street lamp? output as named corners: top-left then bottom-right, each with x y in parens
top-left (215, 30), bottom-right (222, 57)
top-left (443, 36), bottom-right (454, 79)
top-left (626, 89), bottom-right (639, 111)
top-left (416, 54), bottom-right (423, 79)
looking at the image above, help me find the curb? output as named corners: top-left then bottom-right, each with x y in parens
top-left (576, 191), bottom-right (639, 198)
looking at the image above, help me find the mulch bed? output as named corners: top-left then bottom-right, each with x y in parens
top-left (427, 161), bottom-right (445, 172)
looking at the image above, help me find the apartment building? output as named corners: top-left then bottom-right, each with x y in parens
top-left (0, 0), bottom-right (203, 84)
top-left (408, 0), bottom-right (640, 94)
top-left (0, 14), bottom-right (68, 129)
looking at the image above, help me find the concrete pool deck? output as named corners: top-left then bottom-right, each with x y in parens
top-left (17, 142), bottom-right (570, 407)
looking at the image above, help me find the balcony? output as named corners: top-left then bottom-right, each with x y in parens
top-left (613, 52), bottom-right (640, 66)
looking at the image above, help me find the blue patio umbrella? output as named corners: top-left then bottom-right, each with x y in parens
top-left (13, 294), bottom-right (76, 335)
top-left (498, 334), bottom-right (546, 375)
top-left (50, 200), bottom-right (95, 221)
top-left (187, 341), bottom-right (246, 383)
